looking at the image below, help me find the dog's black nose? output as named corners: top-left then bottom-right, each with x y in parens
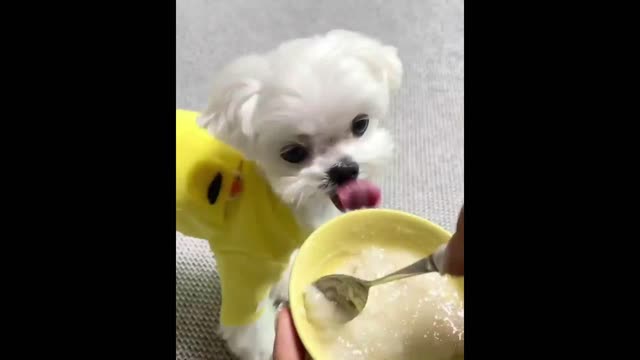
top-left (328, 158), bottom-right (359, 185)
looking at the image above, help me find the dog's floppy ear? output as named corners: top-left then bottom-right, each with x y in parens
top-left (364, 44), bottom-right (403, 92)
top-left (327, 30), bottom-right (403, 93)
top-left (198, 55), bottom-right (268, 156)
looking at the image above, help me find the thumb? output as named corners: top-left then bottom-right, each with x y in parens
top-left (443, 207), bottom-right (464, 276)
top-left (274, 306), bottom-right (305, 360)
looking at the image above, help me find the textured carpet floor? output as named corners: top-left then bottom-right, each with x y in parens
top-left (176, 0), bottom-right (464, 358)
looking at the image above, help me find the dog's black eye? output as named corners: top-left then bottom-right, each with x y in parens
top-left (280, 144), bottom-right (309, 164)
top-left (351, 114), bottom-right (369, 137)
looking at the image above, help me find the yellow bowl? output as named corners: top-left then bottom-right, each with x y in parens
top-left (289, 208), bottom-right (464, 360)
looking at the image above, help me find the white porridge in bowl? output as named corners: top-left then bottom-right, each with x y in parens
top-left (304, 246), bottom-right (464, 360)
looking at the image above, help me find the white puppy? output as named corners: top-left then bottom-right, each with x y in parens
top-left (198, 29), bottom-right (402, 359)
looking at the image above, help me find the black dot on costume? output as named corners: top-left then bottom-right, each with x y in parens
top-left (208, 173), bottom-right (223, 204)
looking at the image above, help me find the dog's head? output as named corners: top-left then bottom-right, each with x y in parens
top-left (199, 30), bottom-right (402, 216)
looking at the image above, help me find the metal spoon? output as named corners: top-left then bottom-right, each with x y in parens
top-left (312, 244), bottom-right (447, 322)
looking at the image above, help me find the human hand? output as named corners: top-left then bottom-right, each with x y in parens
top-left (442, 206), bottom-right (464, 276)
top-left (274, 306), bottom-right (306, 360)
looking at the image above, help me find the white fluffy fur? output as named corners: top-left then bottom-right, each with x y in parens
top-left (199, 30), bottom-right (402, 359)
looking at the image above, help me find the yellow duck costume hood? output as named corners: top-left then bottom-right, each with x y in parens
top-left (176, 109), bottom-right (310, 326)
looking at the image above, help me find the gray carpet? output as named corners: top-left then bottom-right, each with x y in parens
top-left (176, 0), bottom-right (464, 358)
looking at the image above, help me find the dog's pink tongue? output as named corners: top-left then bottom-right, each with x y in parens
top-left (336, 180), bottom-right (381, 211)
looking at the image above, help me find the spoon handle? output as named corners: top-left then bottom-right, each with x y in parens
top-left (368, 244), bottom-right (446, 287)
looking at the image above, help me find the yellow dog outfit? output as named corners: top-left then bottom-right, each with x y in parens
top-left (176, 109), bottom-right (309, 326)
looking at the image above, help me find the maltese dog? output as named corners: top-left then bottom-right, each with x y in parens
top-left (197, 29), bottom-right (402, 359)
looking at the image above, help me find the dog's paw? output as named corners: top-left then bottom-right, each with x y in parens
top-left (270, 249), bottom-right (300, 304)
top-left (221, 304), bottom-right (277, 360)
